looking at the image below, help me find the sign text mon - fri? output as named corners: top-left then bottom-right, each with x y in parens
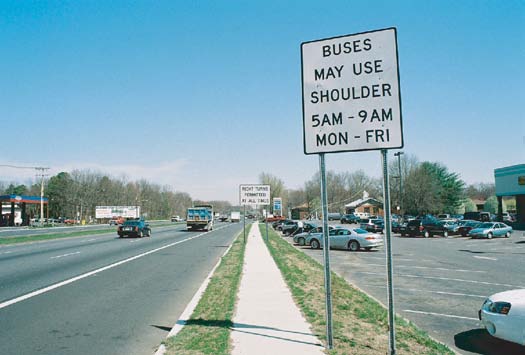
top-left (301, 28), bottom-right (403, 154)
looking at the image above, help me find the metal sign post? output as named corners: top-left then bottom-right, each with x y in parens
top-left (243, 205), bottom-right (246, 243)
top-left (239, 184), bottom-right (271, 243)
top-left (319, 153), bottom-right (333, 349)
top-left (301, 27), bottom-right (403, 353)
top-left (382, 149), bottom-right (396, 355)
top-left (265, 216), bottom-right (269, 242)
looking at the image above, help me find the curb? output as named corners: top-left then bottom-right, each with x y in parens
top-left (154, 225), bottom-right (241, 355)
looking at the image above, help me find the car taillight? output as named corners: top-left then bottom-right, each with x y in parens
top-left (419, 226), bottom-right (424, 231)
top-left (135, 227), bottom-right (139, 231)
top-left (365, 236), bottom-right (376, 240)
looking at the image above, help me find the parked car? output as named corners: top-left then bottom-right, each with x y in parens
top-left (457, 220), bottom-right (482, 237)
top-left (281, 220), bottom-right (299, 235)
top-left (302, 226), bottom-right (338, 246)
top-left (360, 218), bottom-right (384, 233)
top-left (290, 222), bottom-right (317, 237)
top-left (479, 289), bottom-right (525, 346)
top-left (117, 219), bottom-right (151, 238)
top-left (469, 222), bottom-right (512, 239)
top-left (341, 214), bottom-right (361, 224)
top-left (391, 220), bottom-right (405, 233)
top-left (463, 211), bottom-right (493, 222)
top-left (502, 212), bottom-right (515, 223)
top-left (293, 225), bottom-right (321, 246)
top-left (266, 215), bottom-right (286, 223)
top-left (327, 212), bottom-right (342, 221)
top-left (309, 227), bottom-right (383, 251)
top-left (403, 217), bottom-right (450, 238)
top-left (274, 219), bottom-right (292, 231)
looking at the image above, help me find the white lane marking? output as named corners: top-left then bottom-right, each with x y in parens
top-left (80, 238), bottom-right (97, 243)
top-left (403, 310), bottom-right (479, 321)
top-left (365, 256), bottom-right (415, 262)
top-left (473, 256), bottom-right (497, 261)
top-left (50, 251), bottom-right (81, 259)
top-left (0, 224), bottom-right (232, 310)
top-left (364, 285), bottom-right (486, 298)
top-left (363, 263), bottom-right (486, 273)
top-left (358, 271), bottom-right (524, 288)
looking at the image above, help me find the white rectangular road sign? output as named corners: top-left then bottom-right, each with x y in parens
top-left (301, 27), bottom-right (403, 154)
top-left (95, 206), bottom-right (140, 219)
top-left (239, 184), bottom-right (271, 206)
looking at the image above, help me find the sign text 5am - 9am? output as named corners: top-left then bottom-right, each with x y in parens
top-left (301, 27), bottom-right (403, 154)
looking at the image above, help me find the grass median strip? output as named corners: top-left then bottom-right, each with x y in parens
top-left (261, 223), bottom-right (454, 355)
top-left (163, 224), bottom-right (250, 355)
top-left (0, 229), bottom-right (115, 245)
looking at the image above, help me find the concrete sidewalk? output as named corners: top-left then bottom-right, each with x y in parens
top-left (231, 222), bottom-right (324, 355)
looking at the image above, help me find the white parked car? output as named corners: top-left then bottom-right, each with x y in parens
top-left (479, 289), bottom-right (525, 345)
top-left (309, 227), bottom-right (383, 251)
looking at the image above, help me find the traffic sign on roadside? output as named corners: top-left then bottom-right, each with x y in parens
top-left (239, 184), bottom-right (270, 206)
top-left (301, 27), bottom-right (403, 154)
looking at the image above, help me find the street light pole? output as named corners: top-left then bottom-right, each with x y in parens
top-left (393, 152), bottom-right (404, 215)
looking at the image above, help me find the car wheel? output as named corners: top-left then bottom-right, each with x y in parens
top-left (147, 230), bottom-right (151, 237)
top-left (139, 230), bottom-right (143, 238)
top-left (311, 239), bottom-right (320, 249)
top-left (443, 231), bottom-right (449, 238)
top-left (505, 231), bottom-right (510, 238)
top-left (424, 230), bottom-right (430, 238)
top-left (298, 237), bottom-right (305, 246)
top-left (348, 240), bottom-right (360, 251)
top-left (487, 232), bottom-right (493, 239)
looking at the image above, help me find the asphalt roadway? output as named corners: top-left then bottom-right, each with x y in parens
top-left (0, 221), bottom-right (243, 355)
top-left (290, 225), bottom-right (525, 355)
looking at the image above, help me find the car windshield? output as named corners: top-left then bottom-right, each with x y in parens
top-left (479, 223), bottom-right (494, 228)
top-left (354, 228), bottom-right (368, 234)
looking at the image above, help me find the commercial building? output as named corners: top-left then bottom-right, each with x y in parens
top-left (494, 164), bottom-right (525, 229)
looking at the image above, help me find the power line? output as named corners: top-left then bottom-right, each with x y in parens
top-left (0, 164), bottom-right (49, 171)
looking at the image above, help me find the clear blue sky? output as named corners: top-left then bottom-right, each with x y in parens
top-left (1, 1), bottom-right (524, 203)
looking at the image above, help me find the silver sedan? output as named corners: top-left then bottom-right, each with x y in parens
top-left (309, 227), bottom-right (383, 251)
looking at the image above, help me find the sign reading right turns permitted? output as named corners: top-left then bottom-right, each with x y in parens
top-left (301, 27), bottom-right (403, 154)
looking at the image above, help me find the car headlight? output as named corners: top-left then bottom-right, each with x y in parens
top-left (483, 299), bottom-right (511, 315)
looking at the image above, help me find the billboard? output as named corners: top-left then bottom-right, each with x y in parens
top-left (95, 206), bottom-right (140, 219)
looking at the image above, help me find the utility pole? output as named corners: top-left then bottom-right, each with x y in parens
top-left (35, 167), bottom-right (50, 224)
top-left (393, 152), bottom-right (404, 216)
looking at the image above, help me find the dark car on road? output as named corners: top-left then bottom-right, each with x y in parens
top-left (402, 217), bottom-right (450, 238)
top-left (117, 219), bottom-right (151, 238)
top-left (341, 214), bottom-right (361, 224)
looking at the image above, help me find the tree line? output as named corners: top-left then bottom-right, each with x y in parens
top-left (0, 171), bottom-right (195, 221)
top-left (0, 154), bottom-right (503, 221)
top-left (260, 154), bottom-right (500, 217)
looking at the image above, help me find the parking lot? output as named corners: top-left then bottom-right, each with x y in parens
top-left (285, 224), bottom-right (525, 355)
